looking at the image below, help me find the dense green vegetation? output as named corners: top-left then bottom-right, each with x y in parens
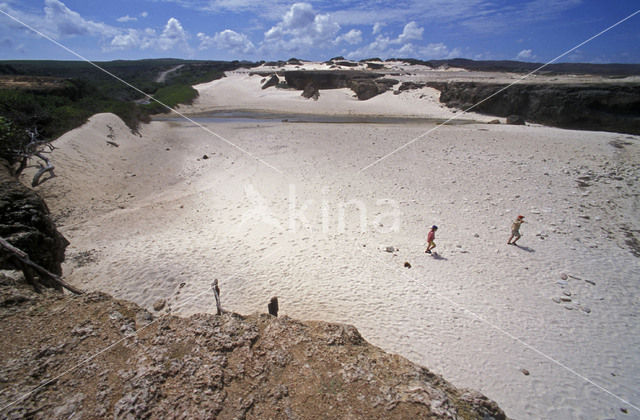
top-left (143, 84), bottom-right (199, 114)
top-left (0, 59), bottom-right (255, 164)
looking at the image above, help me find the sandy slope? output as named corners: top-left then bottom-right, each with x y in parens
top-left (31, 68), bottom-right (640, 419)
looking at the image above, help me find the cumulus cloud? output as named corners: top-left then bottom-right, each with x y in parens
top-left (348, 21), bottom-right (433, 59)
top-left (41, 0), bottom-right (119, 38)
top-left (198, 29), bottom-right (256, 54)
top-left (516, 49), bottom-right (533, 60)
top-left (282, 2), bottom-right (316, 28)
top-left (335, 29), bottom-right (362, 45)
top-left (157, 17), bottom-right (189, 50)
top-left (398, 21), bottom-right (423, 43)
top-left (110, 17), bottom-right (191, 52)
top-left (1, 0), bottom-right (189, 54)
top-left (262, 2), bottom-right (340, 54)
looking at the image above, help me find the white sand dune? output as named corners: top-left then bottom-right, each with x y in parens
top-left (31, 68), bottom-right (640, 419)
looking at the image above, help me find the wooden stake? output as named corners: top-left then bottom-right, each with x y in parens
top-left (211, 279), bottom-right (222, 315)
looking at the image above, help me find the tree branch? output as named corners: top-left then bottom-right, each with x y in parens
top-left (0, 237), bottom-right (82, 295)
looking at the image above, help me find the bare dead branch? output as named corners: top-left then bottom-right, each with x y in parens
top-left (31, 151), bottom-right (55, 187)
top-left (0, 237), bottom-right (83, 295)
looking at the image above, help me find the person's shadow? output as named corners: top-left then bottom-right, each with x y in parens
top-left (514, 244), bottom-right (535, 253)
top-left (431, 252), bottom-right (448, 261)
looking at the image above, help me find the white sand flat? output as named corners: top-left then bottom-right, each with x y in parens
top-left (30, 65), bottom-right (640, 419)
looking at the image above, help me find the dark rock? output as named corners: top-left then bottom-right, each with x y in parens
top-left (284, 70), bottom-right (379, 90)
top-left (301, 83), bottom-right (319, 100)
top-left (153, 299), bottom-right (166, 311)
top-left (284, 70), bottom-right (398, 101)
top-left (397, 81), bottom-right (427, 92)
top-left (404, 262), bottom-right (411, 268)
top-left (348, 78), bottom-right (398, 100)
top-left (202, 154), bottom-right (209, 160)
top-left (261, 74), bottom-right (279, 90)
top-left (506, 115), bottom-right (526, 125)
top-left (0, 160), bottom-right (68, 277)
top-left (334, 60), bottom-right (359, 67)
top-left (427, 81), bottom-right (640, 135)
top-left (268, 296), bottom-right (278, 317)
top-left (366, 62), bottom-right (385, 70)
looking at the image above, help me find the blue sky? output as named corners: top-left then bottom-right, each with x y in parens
top-left (0, 0), bottom-right (638, 63)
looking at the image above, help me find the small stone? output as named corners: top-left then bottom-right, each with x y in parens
top-left (179, 282), bottom-right (186, 288)
top-left (404, 262), bottom-right (411, 268)
top-left (385, 246), bottom-right (395, 253)
top-left (556, 280), bottom-right (568, 286)
top-left (552, 297), bottom-right (562, 304)
top-left (202, 154), bottom-right (209, 160)
top-left (564, 305), bottom-right (574, 310)
top-left (109, 311), bottom-right (123, 320)
top-left (520, 368), bottom-right (530, 376)
top-left (560, 273), bottom-right (568, 280)
top-left (582, 307), bottom-right (591, 314)
top-left (621, 408), bottom-right (628, 414)
top-left (473, 233), bottom-right (480, 238)
top-left (563, 291), bottom-right (572, 297)
top-left (560, 297), bottom-right (572, 302)
top-left (153, 299), bottom-right (166, 311)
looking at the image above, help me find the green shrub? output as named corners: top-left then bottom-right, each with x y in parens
top-left (144, 84), bottom-right (199, 114)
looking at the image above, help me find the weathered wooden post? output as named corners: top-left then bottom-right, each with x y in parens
top-left (268, 296), bottom-right (278, 317)
top-left (211, 279), bottom-right (222, 315)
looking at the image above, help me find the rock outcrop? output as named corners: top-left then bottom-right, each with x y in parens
top-left (0, 161), bottom-right (68, 275)
top-left (427, 82), bottom-right (640, 135)
top-left (0, 276), bottom-right (507, 419)
top-left (261, 74), bottom-right (279, 90)
top-left (281, 70), bottom-right (399, 101)
top-left (283, 70), bottom-right (379, 90)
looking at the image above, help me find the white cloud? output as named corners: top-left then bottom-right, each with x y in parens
top-left (516, 49), bottom-right (533, 60)
top-left (347, 21), bottom-right (431, 59)
top-left (419, 42), bottom-right (461, 59)
top-left (198, 29), bottom-right (256, 54)
top-left (117, 15), bottom-right (137, 23)
top-left (1, 0), bottom-right (189, 54)
top-left (282, 2), bottom-right (315, 29)
top-left (109, 18), bottom-right (191, 53)
top-left (335, 29), bottom-right (362, 45)
top-left (372, 22), bottom-right (385, 35)
top-left (398, 21), bottom-right (423, 43)
top-left (349, 33), bottom-right (460, 60)
top-left (261, 2), bottom-right (341, 55)
top-left (40, 0), bottom-right (119, 38)
top-left (157, 17), bottom-right (189, 50)
top-left (140, 11), bottom-right (149, 18)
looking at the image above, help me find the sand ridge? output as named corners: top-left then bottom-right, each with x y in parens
top-left (30, 67), bottom-right (640, 419)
